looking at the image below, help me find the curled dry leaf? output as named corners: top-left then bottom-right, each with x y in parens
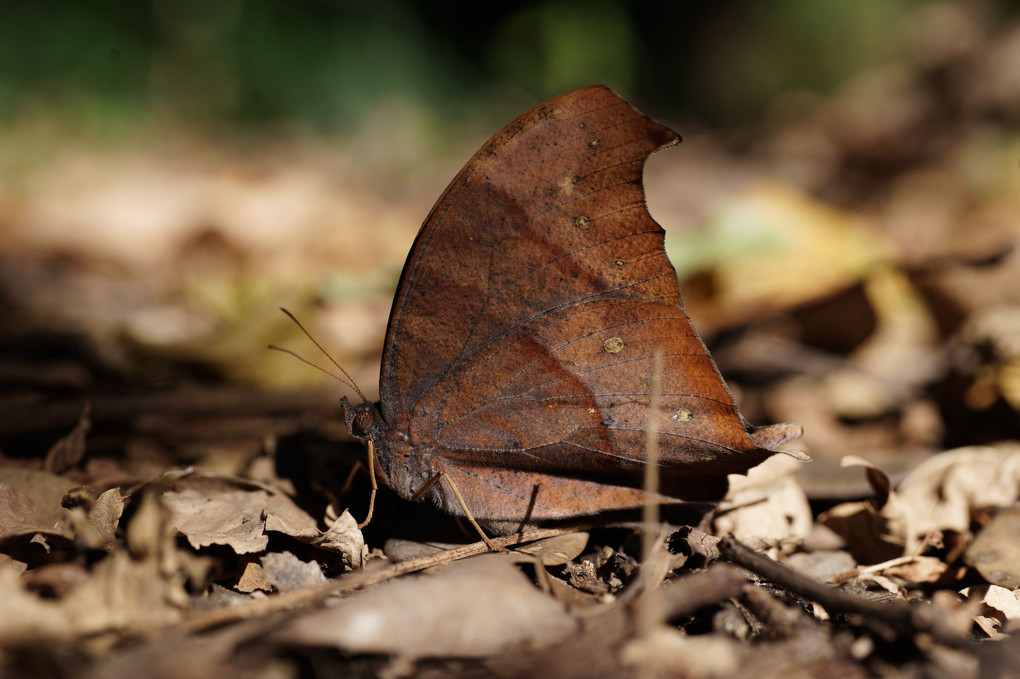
top-left (63, 488), bottom-right (125, 552)
top-left (87, 488), bottom-right (125, 550)
top-left (274, 555), bottom-right (577, 658)
top-left (820, 444), bottom-right (1020, 570)
top-left (817, 456), bottom-right (915, 563)
top-left (897, 443), bottom-right (1020, 535)
top-left (676, 527), bottom-right (722, 562)
top-left (160, 477), bottom-right (365, 568)
top-left (869, 555), bottom-right (949, 584)
top-left (968, 585), bottom-right (1020, 621)
top-left (309, 509), bottom-right (366, 570)
top-left (714, 455), bottom-right (812, 553)
top-left (960, 585), bottom-right (1020, 637)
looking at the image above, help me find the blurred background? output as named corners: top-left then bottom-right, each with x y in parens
top-left (2, 0), bottom-right (1019, 491)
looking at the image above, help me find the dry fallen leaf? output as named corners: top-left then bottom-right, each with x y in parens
top-left (263, 494), bottom-right (320, 540)
top-left (510, 531), bottom-right (590, 567)
top-left (0, 467), bottom-right (77, 541)
top-left (274, 555), bottom-right (577, 658)
top-left (896, 443), bottom-right (1020, 535)
top-left (0, 483), bottom-right (54, 540)
top-left (61, 487), bottom-right (127, 552)
top-left (236, 561), bottom-right (271, 593)
top-left (715, 455), bottom-right (812, 554)
top-left (0, 491), bottom-right (203, 649)
top-left (160, 476), bottom-right (365, 569)
top-left (309, 509), bottom-right (366, 570)
top-left (87, 488), bottom-right (125, 551)
top-left (164, 488), bottom-right (270, 554)
top-left (960, 584), bottom-right (1020, 637)
top-left (965, 507), bottom-right (1020, 589)
top-left (817, 456), bottom-right (915, 563)
top-left (260, 551), bottom-right (327, 592)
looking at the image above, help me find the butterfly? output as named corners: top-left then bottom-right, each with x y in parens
top-left (340, 85), bottom-right (802, 534)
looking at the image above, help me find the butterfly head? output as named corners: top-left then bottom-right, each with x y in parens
top-left (341, 396), bottom-right (383, 440)
top-left (340, 396), bottom-right (442, 505)
top-left (339, 397), bottom-right (388, 480)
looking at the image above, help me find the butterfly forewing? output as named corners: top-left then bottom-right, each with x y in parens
top-left (383, 87), bottom-right (675, 420)
top-left (376, 85), bottom-right (780, 514)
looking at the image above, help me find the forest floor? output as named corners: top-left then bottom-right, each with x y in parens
top-left (2, 8), bottom-right (1020, 678)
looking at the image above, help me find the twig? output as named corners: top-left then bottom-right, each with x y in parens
top-left (717, 535), bottom-right (976, 651)
top-left (181, 527), bottom-right (579, 633)
top-left (656, 563), bottom-right (749, 621)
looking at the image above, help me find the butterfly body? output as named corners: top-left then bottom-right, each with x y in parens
top-left (342, 85), bottom-right (801, 524)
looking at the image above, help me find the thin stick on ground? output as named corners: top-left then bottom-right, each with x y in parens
top-left (181, 526), bottom-right (578, 634)
top-left (717, 535), bottom-right (976, 651)
top-left (641, 348), bottom-right (664, 564)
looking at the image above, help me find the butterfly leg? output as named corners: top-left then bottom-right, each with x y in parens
top-left (409, 469), bottom-right (442, 502)
top-left (444, 473), bottom-right (509, 553)
top-left (339, 459), bottom-right (362, 496)
top-left (412, 469), bottom-right (508, 553)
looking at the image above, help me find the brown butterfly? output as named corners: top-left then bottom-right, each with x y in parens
top-left (340, 85), bottom-right (801, 533)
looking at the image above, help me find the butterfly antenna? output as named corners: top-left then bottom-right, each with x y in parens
top-left (273, 307), bottom-right (369, 403)
top-left (267, 344), bottom-right (358, 392)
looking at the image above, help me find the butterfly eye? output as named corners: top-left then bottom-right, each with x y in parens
top-left (353, 410), bottom-right (373, 434)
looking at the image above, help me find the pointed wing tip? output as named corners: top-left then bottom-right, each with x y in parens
top-left (748, 422), bottom-right (805, 453)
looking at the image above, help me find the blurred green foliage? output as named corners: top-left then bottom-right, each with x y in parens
top-left (2, 0), bottom-right (1018, 137)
